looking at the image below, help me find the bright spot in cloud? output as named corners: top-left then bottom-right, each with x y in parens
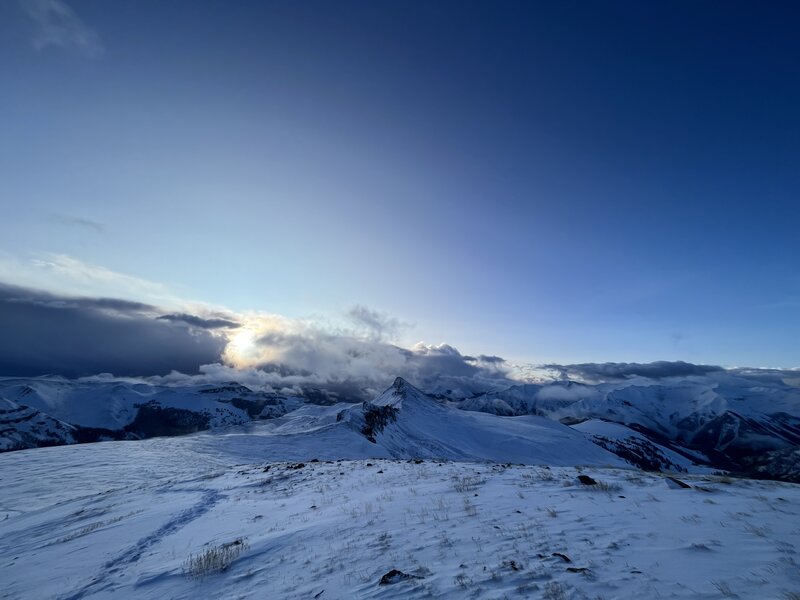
top-left (227, 328), bottom-right (258, 364)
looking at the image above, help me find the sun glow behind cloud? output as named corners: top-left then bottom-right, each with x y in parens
top-left (226, 327), bottom-right (257, 364)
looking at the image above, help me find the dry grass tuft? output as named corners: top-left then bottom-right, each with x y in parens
top-left (184, 538), bottom-right (249, 578)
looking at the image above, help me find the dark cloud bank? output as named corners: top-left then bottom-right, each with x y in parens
top-left (544, 361), bottom-right (724, 382)
top-left (0, 284), bottom-right (513, 398)
top-left (0, 284), bottom-right (225, 378)
top-left (156, 313), bottom-right (240, 330)
top-left (1, 283), bottom-right (796, 399)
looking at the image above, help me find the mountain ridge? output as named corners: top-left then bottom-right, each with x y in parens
top-left (1, 371), bottom-right (798, 480)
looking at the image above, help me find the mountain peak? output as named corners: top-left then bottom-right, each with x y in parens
top-left (369, 377), bottom-right (426, 408)
top-left (392, 377), bottom-right (409, 390)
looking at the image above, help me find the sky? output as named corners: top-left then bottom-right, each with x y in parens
top-left (1, 0), bottom-right (799, 381)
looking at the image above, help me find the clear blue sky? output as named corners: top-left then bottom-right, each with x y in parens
top-left (1, 0), bottom-right (799, 367)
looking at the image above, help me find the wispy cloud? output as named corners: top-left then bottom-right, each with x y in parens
top-left (28, 253), bottom-right (174, 302)
top-left (19, 0), bottom-right (104, 57)
top-left (0, 251), bottom-right (238, 316)
top-left (346, 304), bottom-right (409, 342)
top-left (49, 213), bottom-right (105, 234)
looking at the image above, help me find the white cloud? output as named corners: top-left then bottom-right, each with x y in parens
top-left (0, 252), bottom-right (519, 396)
top-left (9, 252), bottom-right (177, 305)
top-left (19, 0), bottom-right (104, 57)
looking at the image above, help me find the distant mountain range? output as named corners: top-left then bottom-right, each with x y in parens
top-left (459, 371), bottom-right (800, 480)
top-left (1, 370), bottom-right (798, 481)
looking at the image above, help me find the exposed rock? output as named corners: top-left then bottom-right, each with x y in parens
top-left (665, 476), bottom-right (691, 489)
top-left (552, 552), bottom-right (572, 563)
top-left (378, 569), bottom-right (421, 585)
top-left (124, 403), bottom-right (210, 438)
top-left (361, 404), bottom-right (399, 443)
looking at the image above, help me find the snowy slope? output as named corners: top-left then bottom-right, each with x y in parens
top-left (571, 419), bottom-right (712, 473)
top-left (0, 397), bottom-right (76, 451)
top-left (0, 377), bottom-right (625, 467)
top-left (461, 371), bottom-right (800, 477)
top-left (348, 378), bottom-right (624, 465)
top-left (2, 372), bottom-right (798, 481)
top-left (0, 378), bottom-right (285, 430)
top-left (138, 379), bottom-right (625, 467)
top-left (1, 439), bottom-right (798, 600)
top-left (0, 377), bottom-right (306, 449)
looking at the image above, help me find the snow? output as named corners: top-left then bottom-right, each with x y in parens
top-left (3, 371), bottom-right (798, 483)
top-left (1, 378), bottom-right (797, 598)
top-left (1, 436), bottom-right (798, 599)
top-left (462, 371), bottom-right (800, 430)
top-left (0, 397), bottom-right (76, 451)
top-left (354, 379), bottom-right (624, 465)
top-left (460, 372), bottom-right (800, 476)
top-left (0, 377), bottom-right (288, 431)
top-left (571, 419), bottom-right (713, 473)
top-left (1, 374), bottom-right (799, 598)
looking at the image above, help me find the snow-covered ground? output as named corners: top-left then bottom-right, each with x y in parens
top-left (1, 436), bottom-right (798, 599)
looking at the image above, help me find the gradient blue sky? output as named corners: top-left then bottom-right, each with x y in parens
top-left (1, 0), bottom-right (799, 367)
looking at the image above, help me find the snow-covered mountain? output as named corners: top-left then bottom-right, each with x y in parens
top-left (0, 376), bottom-right (623, 467)
top-left (342, 377), bottom-right (622, 465)
top-left (2, 371), bottom-right (798, 480)
top-left (571, 419), bottom-right (712, 473)
top-left (0, 398), bottom-right (76, 451)
top-left (0, 377), bottom-right (305, 448)
top-left (459, 370), bottom-right (800, 479)
top-left (146, 378), bottom-right (624, 467)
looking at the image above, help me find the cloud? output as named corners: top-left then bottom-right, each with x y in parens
top-left (0, 280), bottom-right (516, 399)
top-left (19, 0), bottom-right (104, 57)
top-left (3, 291), bottom-right (153, 314)
top-left (222, 320), bottom-right (515, 400)
top-left (0, 283), bottom-right (226, 377)
top-left (346, 305), bottom-right (408, 342)
top-left (0, 253), bottom-right (185, 307)
top-left (30, 254), bottom-right (167, 297)
top-left (3, 276), bottom-right (795, 401)
top-left (49, 214), bottom-right (105, 234)
top-left (473, 354), bottom-right (505, 364)
top-left (157, 313), bottom-right (240, 330)
top-left (543, 360), bottom-right (724, 383)
top-left (724, 366), bottom-right (800, 388)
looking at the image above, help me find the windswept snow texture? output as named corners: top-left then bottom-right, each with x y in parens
top-left (1, 439), bottom-right (798, 599)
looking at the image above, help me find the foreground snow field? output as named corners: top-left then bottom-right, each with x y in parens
top-left (1, 436), bottom-right (798, 599)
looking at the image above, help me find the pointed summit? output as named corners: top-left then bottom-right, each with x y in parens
top-left (392, 377), bottom-right (409, 390)
top-left (370, 377), bottom-right (427, 408)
